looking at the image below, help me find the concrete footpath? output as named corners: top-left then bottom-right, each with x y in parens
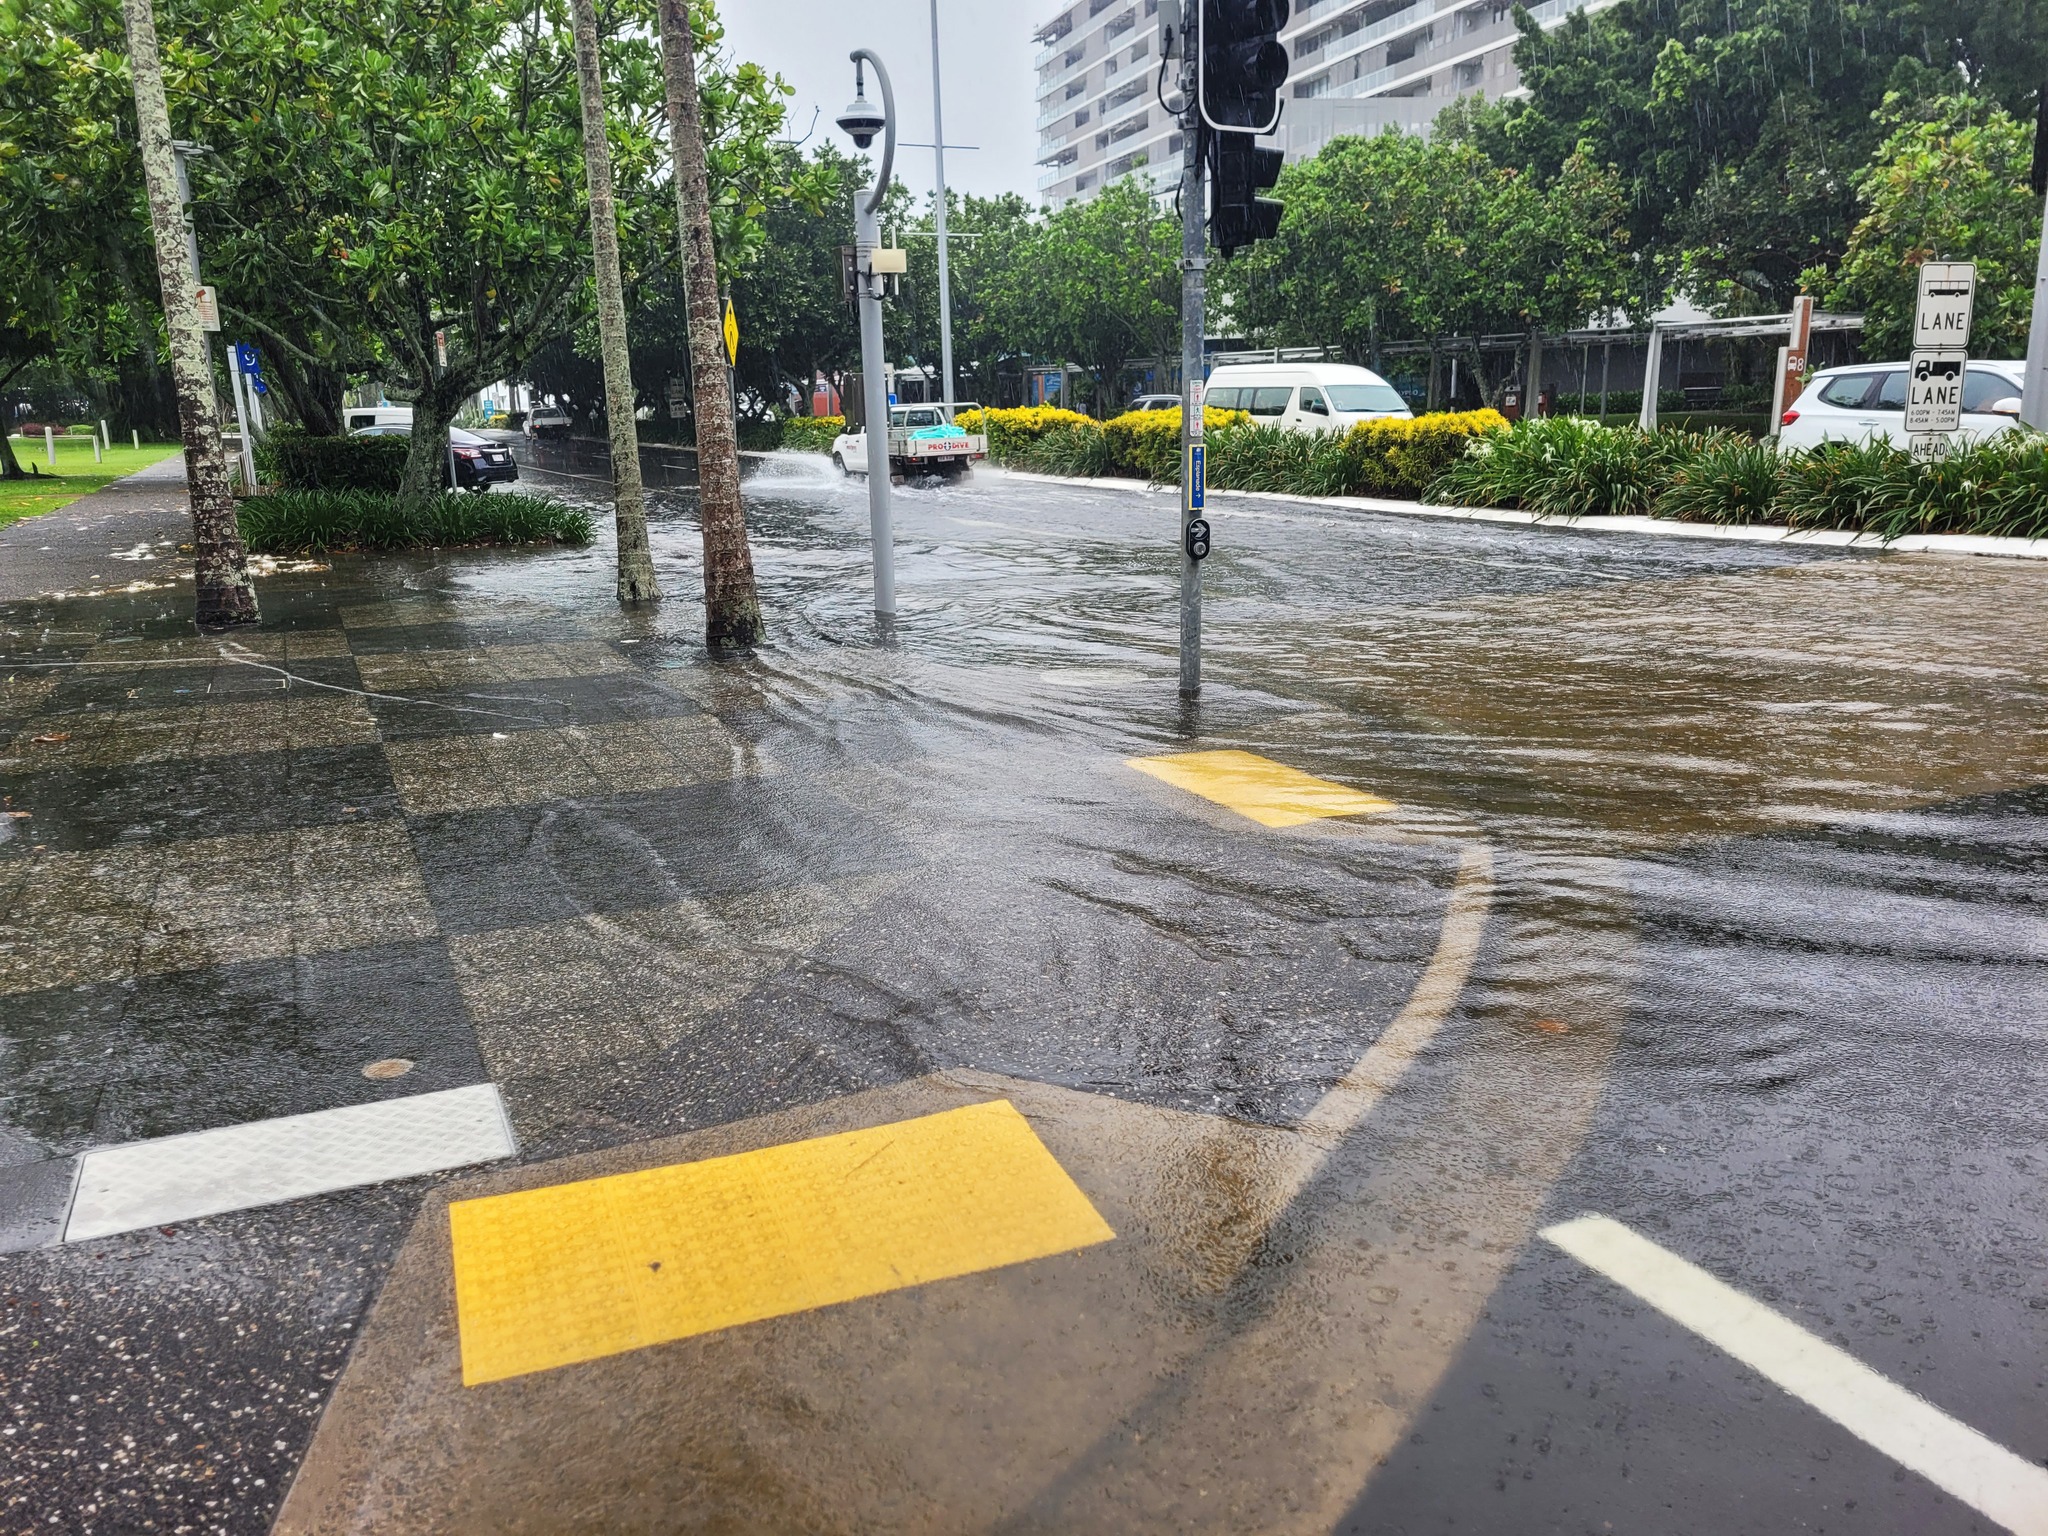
top-left (0, 455), bottom-right (196, 603)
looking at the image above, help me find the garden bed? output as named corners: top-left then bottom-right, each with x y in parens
top-left (1428, 418), bottom-right (2048, 541)
top-left (236, 490), bottom-right (593, 553)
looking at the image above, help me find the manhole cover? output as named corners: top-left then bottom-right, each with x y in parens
top-left (362, 1058), bottom-right (416, 1080)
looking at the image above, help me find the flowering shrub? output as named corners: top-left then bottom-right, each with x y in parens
top-left (1202, 409), bottom-right (1507, 498)
top-left (952, 406), bottom-right (1097, 464)
top-left (778, 415), bottom-right (844, 453)
top-left (1337, 409), bottom-right (1508, 496)
top-left (1102, 407), bottom-right (1252, 482)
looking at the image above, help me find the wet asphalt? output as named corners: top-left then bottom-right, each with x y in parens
top-left (2, 447), bottom-right (2045, 1532)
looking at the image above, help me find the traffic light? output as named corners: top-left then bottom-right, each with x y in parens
top-left (1198, 0), bottom-right (1287, 255)
top-left (1198, 0), bottom-right (1288, 132)
top-left (1209, 133), bottom-right (1284, 255)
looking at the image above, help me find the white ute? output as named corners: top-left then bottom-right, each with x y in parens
top-left (832, 402), bottom-right (989, 481)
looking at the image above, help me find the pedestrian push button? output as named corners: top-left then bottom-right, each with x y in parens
top-left (1185, 518), bottom-right (1211, 561)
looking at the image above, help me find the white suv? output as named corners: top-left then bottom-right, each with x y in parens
top-left (1779, 360), bottom-right (2026, 450)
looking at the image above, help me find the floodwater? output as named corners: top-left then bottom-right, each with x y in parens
top-left (6, 444), bottom-right (2046, 1533)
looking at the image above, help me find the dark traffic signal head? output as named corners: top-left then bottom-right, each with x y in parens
top-left (1199, 0), bottom-right (1289, 132)
top-left (1209, 132), bottom-right (1284, 256)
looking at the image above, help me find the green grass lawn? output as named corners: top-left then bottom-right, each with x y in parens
top-left (1, 437), bottom-right (185, 528)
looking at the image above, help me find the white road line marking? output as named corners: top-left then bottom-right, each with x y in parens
top-left (65, 1084), bottom-right (517, 1242)
top-left (1543, 1214), bottom-right (2048, 1536)
top-left (1300, 842), bottom-right (1494, 1142)
top-left (1263, 842), bottom-right (1494, 1214)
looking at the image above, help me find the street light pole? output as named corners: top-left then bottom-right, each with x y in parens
top-left (928, 0), bottom-right (955, 409)
top-left (841, 52), bottom-right (898, 617)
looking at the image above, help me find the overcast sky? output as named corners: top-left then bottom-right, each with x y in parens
top-left (717, 0), bottom-right (1043, 204)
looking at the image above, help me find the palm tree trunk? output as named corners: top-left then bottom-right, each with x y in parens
top-left (658, 0), bottom-right (762, 648)
top-left (569, 0), bottom-right (661, 605)
top-left (120, 0), bottom-right (256, 627)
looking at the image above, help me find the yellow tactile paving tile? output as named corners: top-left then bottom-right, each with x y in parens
top-left (447, 1099), bottom-right (1115, 1386)
top-left (1127, 748), bottom-right (1396, 827)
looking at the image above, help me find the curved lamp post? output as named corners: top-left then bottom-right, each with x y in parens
top-left (838, 52), bottom-right (897, 617)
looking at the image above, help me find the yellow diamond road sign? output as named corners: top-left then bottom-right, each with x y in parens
top-left (722, 299), bottom-right (739, 365)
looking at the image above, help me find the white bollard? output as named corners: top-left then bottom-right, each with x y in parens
top-left (99, 418), bottom-right (110, 452)
top-left (93, 434), bottom-right (102, 464)
top-left (131, 429), bottom-right (140, 450)
top-left (44, 426), bottom-right (55, 466)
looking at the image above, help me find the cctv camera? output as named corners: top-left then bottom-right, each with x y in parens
top-left (837, 93), bottom-right (886, 148)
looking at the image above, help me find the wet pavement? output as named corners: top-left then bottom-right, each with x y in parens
top-left (1, 451), bottom-right (2044, 1533)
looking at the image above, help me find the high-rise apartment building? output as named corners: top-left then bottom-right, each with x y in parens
top-left (1033, 0), bottom-right (1604, 205)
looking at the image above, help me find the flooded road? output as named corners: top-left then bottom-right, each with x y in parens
top-left (3, 452), bottom-right (2045, 1532)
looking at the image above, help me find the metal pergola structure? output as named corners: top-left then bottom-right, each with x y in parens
top-left (1638, 311), bottom-right (1864, 429)
top-left (1213, 311), bottom-right (1868, 421)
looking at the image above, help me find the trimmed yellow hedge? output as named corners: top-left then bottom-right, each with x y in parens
top-left (952, 406), bottom-right (1097, 464)
top-left (1337, 409), bottom-right (1507, 497)
top-left (1182, 408), bottom-right (1512, 499)
top-left (780, 415), bottom-right (844, 453)
top-left (1102, 407), bottom-right (1252, 482)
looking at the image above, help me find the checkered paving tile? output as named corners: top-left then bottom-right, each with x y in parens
top-left (0, 585), bottom-right (849, 1200)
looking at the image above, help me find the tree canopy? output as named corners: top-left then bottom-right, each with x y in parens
top-left (1467, 0), bottom-right (2047, 314)
top-left (2, 0), bottom-right (803, 469)
top-left (1812, 92), bottom-right (2042, 356)
top-left (1215, 130), bottom-right (1633, 399)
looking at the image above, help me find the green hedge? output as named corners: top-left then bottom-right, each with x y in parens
top-left (254, 423), bottom-right (409, 491)
top-left (1099, 408), bottom-right (1253, 481)
top-left (1190, 410), bottom-right (1506, 498)
top-left (780, 415), bottom-right (843, 453)
top-left (1425, 417), bottom-right (2048, 539)
top-left (953, 406), bottom-right (1098, 464)
top-left (237, 490), bottom-right (593, 553)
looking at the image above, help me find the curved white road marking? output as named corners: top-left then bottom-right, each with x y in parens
top-left (1546, 1214), bottom-right (2048, 1536)
top-left (1261, 839), bottom-right (1496, 1211)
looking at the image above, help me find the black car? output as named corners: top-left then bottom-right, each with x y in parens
top-left (350, 424), bottom-right (520, 491)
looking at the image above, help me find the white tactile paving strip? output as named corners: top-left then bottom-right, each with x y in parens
top-left (64, 1084), bottom-right (518, 1242)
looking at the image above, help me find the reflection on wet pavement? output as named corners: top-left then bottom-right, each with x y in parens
top-left (2, 452), bottom-right (2044, 1533)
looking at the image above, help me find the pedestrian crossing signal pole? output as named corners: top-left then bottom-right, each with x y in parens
top-left (1174, 4), bottom-right (1206, 699)
top-left (1176, 0), bottom-right (1289, 698)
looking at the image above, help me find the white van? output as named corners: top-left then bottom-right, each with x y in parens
top-left (1202, 363), bottom-right (1412, 433)
top-left (344, 405), bottom-right (413, 435)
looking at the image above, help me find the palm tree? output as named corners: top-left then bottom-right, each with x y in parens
top-left (120, 0), bottom-right (257, 626)
top-left (568, 0), bottom-right (661, 604)
top-left (658, 0), bottom-right (762, 647)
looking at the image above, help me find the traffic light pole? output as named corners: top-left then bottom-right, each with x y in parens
top-left (1177, 57), bottom-right (1205, 700)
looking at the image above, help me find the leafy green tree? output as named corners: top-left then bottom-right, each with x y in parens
top-left (897, 189), bottom-right (1038, 405)
top-left (729, 143), bottom-right (865, 417)
top-left (0, 0), bottom-right (184, 459)
top-left (7, 0), bottom-right (798, 498)
top-left (1214, 132), bottom-right (1437, 367)
top-left (1811, 93), bottom-right (2044, 357)
top-left (996, 178), bottom-right (1178, 414)
top-left (1217, 131), bottom-right (1632, 405)
top-left (172, 0), bottom-right (677, 497)
top-left (1472, 0), bottom-right (2048, 314)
